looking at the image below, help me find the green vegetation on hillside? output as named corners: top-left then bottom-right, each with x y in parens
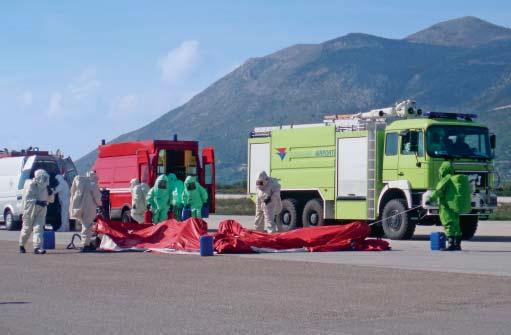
top-left (497, 183), bottom-right (511, 196)
top-left (217, 180), bottom-right (246, 194)
top-left (490, 204), bottom-right (511, 220)
top-left (215, 198), bottom-right (254, 215)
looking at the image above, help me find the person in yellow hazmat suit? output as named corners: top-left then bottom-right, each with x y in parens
top-left (70, 171), bottom-right (102, 252)
top-left (19, 169), bottom-right (54, 254)
top-left (129, 178), bottom-right (149, 223)
top-left (254, 171), bottom-right (282, 233)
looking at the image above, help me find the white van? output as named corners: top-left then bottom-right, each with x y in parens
top-left (0, 153), bottom-right (77, 230)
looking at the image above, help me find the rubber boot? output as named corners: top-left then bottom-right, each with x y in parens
top-left (34, 248), bottom-right (46, 254)
top-left (441, 237), bottom-right (457, 251)
top-left (19, 246), bottom-right (26, 254)
top-left (455, 236), bottom-right (462, 251)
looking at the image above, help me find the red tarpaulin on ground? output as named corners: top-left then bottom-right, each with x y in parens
top-left (214, 220), bottom-right (390, 253)
top-left (95, 218), bottom-right (390, 253)
top-left (95, 217), bottom-right (208, 252)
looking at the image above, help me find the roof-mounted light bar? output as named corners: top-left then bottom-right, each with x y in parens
top-left (425, 112), bottom-right (477, 121)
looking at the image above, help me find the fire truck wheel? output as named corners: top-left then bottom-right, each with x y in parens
top-left (381, 199), bottom-right (415, 240)
top-left (121, 209), bottom-right (132, 223)
top-left (302, 198), bottom-right (324, 227)
top-left (277, 199), bottom-right (300, 231)
top-left (460, 216), bottom-right (478, 240)
top-left (4, 210), bottom-right (20, 231)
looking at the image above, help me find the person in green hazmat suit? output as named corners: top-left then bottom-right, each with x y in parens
top-left (166, 173), bottom-right (185, 220)
top-left (182, 176), bottom-right (208, 218)
top-left (427, 161), bottom-right (462, 251)
top-left (146, 175), bottom-right (170, 223)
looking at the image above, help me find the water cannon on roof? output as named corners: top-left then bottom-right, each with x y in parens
top-left (356, 99), bottom-right (421, 119)
top-left (322, 100), bottom-right (423, 130)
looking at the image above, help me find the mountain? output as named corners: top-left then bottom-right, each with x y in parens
top-left (406, 16), bottom-right (511, 47)
top-left (76, 17), bottom-right (511, 182)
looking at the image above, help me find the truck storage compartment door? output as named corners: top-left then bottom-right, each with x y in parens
top-left (202, 147), bottom-right (216, 213)
top-left (336, 137), bottom-right (368, 219)
top-left (248, 143), bottom-right (270, 194)
top-left (337, 137), bottom-right (367, 199)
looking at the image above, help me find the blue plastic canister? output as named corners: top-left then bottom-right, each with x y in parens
top-left (201, 205), bottom-right (209, 219)
top-left (43, 230), bottom-right (55, 250)
top-left (199, 235), bottom-right (214, 256)
top-left (430, 232), bottom-right (446, 250)
top-left (182, 207), bottom-right (192, 220)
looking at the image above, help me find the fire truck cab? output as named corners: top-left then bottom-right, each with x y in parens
top-left (93, 139), bottom-right (215, 222)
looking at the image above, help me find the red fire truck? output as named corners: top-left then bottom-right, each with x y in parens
top-left (92, 139), bottom-right (215, 222)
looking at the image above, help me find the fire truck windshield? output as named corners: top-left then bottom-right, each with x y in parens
top-left (426, 125), bottom-right (491, 159)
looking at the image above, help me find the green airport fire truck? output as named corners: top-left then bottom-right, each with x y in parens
top-left (247, 100), bottom-right (498, 240)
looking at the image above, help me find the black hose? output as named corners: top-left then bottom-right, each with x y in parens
top-left (66, 234), bottom-right (82, 250)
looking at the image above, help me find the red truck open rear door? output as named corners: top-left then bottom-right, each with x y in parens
top-left (136, 150), bottom-right (152, 185)
top-left (202, 147), bottom-right (215, 212)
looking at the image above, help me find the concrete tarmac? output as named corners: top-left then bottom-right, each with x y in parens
top-left (1, 217), bottom-right (510, 335)
top-left (1, 216), bottom-right (511, 276)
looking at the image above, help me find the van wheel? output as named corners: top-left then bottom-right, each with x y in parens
top-left (302, 198), bottom-right (324, 227)
top-left (460, 216), bottom-right (478, 240)
top-left (121, 209), bottom-right (132, 223)
top-left (4, 210), bottom-right (19, 231)
top-left (381, 199), bottom-right (415, 240)
top-left (277, 199), bottom-right (300, 231)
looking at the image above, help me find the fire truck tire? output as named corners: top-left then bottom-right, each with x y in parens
top-left (460, 216), bottom-right (478, 240)
top-left (121, 209), bottom-right (132, 223)
top-left (277, 199), bottom-right (300, 231)
top-left (4, 210), bottom-right (20, 231)
top-left (381, 199), bottom-right (415, 240)
top-left (302, 198), bottom-right (324, 227)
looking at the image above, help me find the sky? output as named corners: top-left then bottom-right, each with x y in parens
top-left (1, 0), bottom-right (510, 159)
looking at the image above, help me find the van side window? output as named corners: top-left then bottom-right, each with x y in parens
top-left (385, 133), bottom-right (398, 156)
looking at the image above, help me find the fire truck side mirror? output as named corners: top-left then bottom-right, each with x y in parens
top-left (490, 134), bottom-right (496, 149)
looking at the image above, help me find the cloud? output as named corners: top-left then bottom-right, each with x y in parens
top-left (159, 40), bottom-right (200, 83)
top-left (69, 66), bottom-right (101, 100)
top-left (48, 92), bottom-right (63, 117)
top-left (17, 91), bottom-right (33, 108)
top-left (109, 94), bottom-right (139, 118)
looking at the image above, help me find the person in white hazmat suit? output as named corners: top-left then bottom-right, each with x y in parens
top-left (70, 171), bottom-right (102, 252)
top-left (19, 169), bottom-right (54, 254)
top-left (54, 174), bottom-right (71, 232)
top-left (129, 178), bottom-right (149, 223)
top-left (254, 171), bottom-right (282, 233)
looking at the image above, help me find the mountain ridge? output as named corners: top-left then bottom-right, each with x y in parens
top-left (406, 16), bottom-right (511, 47)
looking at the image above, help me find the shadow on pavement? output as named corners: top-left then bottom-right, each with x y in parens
top-left (0, 301), bottom-right (31, 305)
